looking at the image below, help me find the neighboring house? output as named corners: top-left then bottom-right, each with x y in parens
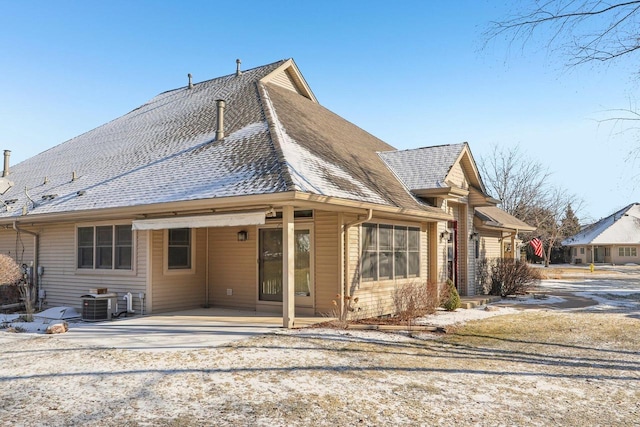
top-left (562, 203), bottom-right (640, 265)
top-left (380, 143), bottom-right (535, 296)
top-left (0, 59), bottom-right (457, 327)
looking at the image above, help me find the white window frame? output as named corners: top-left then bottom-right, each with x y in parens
top-left (75, 222), bottom-right (136, 275)
top-left (163, 228), bottom-right (197, 275)
top-left (618, 247), bottom-right (637, 257)
top-left (361, 222), bottom-right (420, 282)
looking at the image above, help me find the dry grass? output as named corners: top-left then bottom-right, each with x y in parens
top-left (1, 310), bottom-right (639, 426)
top-left (536, 266), bottom-right (615, 280)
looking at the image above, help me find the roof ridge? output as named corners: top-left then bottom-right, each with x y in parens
top-left (154, 59), bottom-right (289, 96)
top-left (379, 142), bottom-right (467, 154)
top-left (256, 82), bottom-right (296, 192)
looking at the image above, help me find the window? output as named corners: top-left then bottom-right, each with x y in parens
top-left (618, 247), bottom-right (637, 257)
top-left (168, 228), bottom-right (191, 269)
top-left (115, 225), bottom-right (132, 269)
top-left (604, 247), bottom-right (610, 257)
top-left (96, 226), bottom-right (113, 269)
top-left (571, 248), bottom-right (576, 256)
top-left (580, 248), bottom-right (585, 255)
top-left (77, 227), bottom-right (94, 268)
top-left (77, 225), bottom-right (133, 270)
top-left (361, 223), bottom-right (420, 281)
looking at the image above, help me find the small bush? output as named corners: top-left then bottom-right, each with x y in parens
top-left (489, 258), bottom-right (541, 297)
top-left (476, 258), bottom-right (491, 295)
top-left (0, 254), bottom-right (22, 285)
top-left (393, 281), bottom-right (439, 322)
top-left (440, 279), bottom-right (461, 311)
top-left (327, 294), bottom-right (360, 328)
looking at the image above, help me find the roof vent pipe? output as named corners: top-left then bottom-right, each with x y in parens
top-left (3, 150), bottom-right (10, 177)
top-left (215, 99), bottom-right (226, 140)
top-left (187, 73), bottom-right (193, 89)
top-left (236, 59), bottom-right (242, 76)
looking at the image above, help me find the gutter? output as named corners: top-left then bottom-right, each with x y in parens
top-left (341, 209), bottom-right (373, 318)
top-left (12, 221), bottom-right (39, 306)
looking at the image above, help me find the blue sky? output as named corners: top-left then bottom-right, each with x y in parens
top-left (1, 0), bottom-right (637, 222)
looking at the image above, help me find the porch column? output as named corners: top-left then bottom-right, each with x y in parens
top-left (282, 205), bottom-right (295, 328)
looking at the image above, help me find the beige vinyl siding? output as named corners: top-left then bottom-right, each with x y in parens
top-left (0, 228), bottom-right (35, 267)
top-left (151, 228), bottom-right (206, 313)
top-left (446, 162), bottom-right (468, 189)
top-left (208, 226), bottom-right (257, 310)
top-left (469, 187), bottom-right (488, 207)
top-left (479, 231), bottom-right (502, 259)
top-left (270, 69), bottom-right (300, 94)
top-left (434, 221), bottom-right (448, 285)
top-left (7, 223), bottom-right (148, 313)
top-left (314, 210), bottom-right (340, 315)
top-left (345, 214), bottom-right (360, 297)
top-left (464, 204), bottom-right (475, 296)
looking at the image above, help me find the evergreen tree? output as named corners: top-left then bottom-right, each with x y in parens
top-left (562, 204), bottom-right (581, 239)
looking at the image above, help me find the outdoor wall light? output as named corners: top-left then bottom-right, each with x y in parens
top-left (469, 231), bottom-right (479, 240)
top-left (237, 230), bottom-right (248, 242)
top-left (440, 229), bottom-right (451, 242)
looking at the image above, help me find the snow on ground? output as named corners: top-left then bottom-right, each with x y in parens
top-left (1, 276), bottom-right (639, 426)
top-left (414, 306), bottom-right (519, 327)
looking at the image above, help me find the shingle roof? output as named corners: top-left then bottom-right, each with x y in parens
top-left (378, 143), bottom-right (467, 191)
top-left (475, 206), bottom-right (536, 232)
top-left (562, 203), bottom-right (640, 246)
top-left (0, 59), bottom-right (444, 220)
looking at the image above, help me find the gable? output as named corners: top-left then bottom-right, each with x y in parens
top-left (445, 161), bottom-right (468, 189)
top-left (260, 59), bottom-right (317, 103)
top-left (445, 146), bottom-right (484, 193)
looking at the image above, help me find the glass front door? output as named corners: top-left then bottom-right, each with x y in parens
top-left (259, 227), bottom-right (312, 306)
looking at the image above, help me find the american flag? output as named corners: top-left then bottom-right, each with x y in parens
top-left (530, 238), bottom-right (543, 258)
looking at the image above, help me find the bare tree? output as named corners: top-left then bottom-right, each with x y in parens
top-left (527, 187), bottom-right (583, 266)
top-left (487, 1), bottom-right (640, 157)
top-left (479, 144), bottom-right (551, 224)
top-left (487, 1), bottom-right (640, 67)
top-left (480, 144), bottom-right (583, 266)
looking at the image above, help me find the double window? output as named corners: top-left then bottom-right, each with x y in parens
top-left (618, 247), bottom-right (637, 257)
top-left (77, 225), bottom-right (132, 270)
top-left (362, 223), bottom-right (420, 281)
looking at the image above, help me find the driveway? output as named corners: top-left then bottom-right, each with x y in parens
top-left (54, 308), bottom-right (327, 351)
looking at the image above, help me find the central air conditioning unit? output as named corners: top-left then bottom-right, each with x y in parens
top-left (81, 292), bottom-right (117, 321)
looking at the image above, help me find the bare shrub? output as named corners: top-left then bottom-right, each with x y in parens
top-left (393, 281), bottom-right (438, 322)
top-left (490, 258), bottom-right (541, 297)
top-left (0, 255), bottom-right (34, 321)
top-left (0, 254), bottom-right (22, 285)
top-left (327, 294), bottom-right (360, 328)
top-left (476, 258), bottom-right (491, 295)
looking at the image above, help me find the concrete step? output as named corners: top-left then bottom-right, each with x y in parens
top-left (459, 295), bottom-right (502, 309)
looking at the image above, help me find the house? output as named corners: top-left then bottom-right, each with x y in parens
top-left (0, 59), bottom-right (534, 326)
top-left (380, 143), bottom-right (535, 295)
top-left (562, 203), bottom-right (640, 265)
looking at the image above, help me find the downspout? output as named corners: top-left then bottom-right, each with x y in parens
top-left (341, 209), bottom-right (373, 319)
top-left (204, 228), bottom-right (210, 308)
top-left (12, 221), bottom-right (39, 305)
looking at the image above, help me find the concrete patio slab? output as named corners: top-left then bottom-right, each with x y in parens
top-left (54, 308), bottom-right (329, 351)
